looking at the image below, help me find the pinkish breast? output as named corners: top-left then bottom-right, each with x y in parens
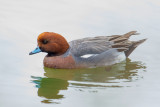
top-left (43, 55), bottom-right (76, 69)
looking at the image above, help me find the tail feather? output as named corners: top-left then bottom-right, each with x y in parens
top-left (124, 39), bottom-right (147, 57)
top-left (109, 31), bottom-right (146, 57)
top-left (123, 31), bottom-right (140, 38)
top-left (109, 31), bottom-right (139, 41)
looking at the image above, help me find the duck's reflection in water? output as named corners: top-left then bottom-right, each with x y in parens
top-left (31, 58), bottom-right (146, 103)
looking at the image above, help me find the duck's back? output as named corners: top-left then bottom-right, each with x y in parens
top-left (68, 31), bottom-right (146, 68)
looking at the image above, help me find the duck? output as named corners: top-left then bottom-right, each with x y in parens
top-left (29, 31), bottom-right (146, 69)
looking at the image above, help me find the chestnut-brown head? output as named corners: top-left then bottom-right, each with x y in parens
top-left (29, 32), bottom-right (69, 56)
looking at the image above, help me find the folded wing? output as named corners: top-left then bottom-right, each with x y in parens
top-left (69, 31), bottom-right (146, 58)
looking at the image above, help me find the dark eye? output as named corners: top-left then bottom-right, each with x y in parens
top-left (42, 40), bottom-right (48, 44)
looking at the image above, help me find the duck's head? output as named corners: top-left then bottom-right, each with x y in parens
top-left (29, 32), bottom-right (69, 56)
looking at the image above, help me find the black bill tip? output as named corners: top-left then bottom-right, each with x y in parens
top-left (29, 52), bottom-right (34, 55)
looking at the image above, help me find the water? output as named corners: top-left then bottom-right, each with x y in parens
top-left (0, 0), bottom-right (160, 107)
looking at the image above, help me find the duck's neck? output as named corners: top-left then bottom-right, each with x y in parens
top-left (46, 52), bottom-right (58, 57)
top-left (46, 46), bottom-right (70, 57)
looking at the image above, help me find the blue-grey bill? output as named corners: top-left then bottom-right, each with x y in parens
top-left (29, 46), bottom-right (42, 55)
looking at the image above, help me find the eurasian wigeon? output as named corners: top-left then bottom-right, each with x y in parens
top-left (29, 31), bottom-right (146, 69)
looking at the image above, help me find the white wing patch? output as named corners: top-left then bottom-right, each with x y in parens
top-left (80, 54), bottom-right (98, 58)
